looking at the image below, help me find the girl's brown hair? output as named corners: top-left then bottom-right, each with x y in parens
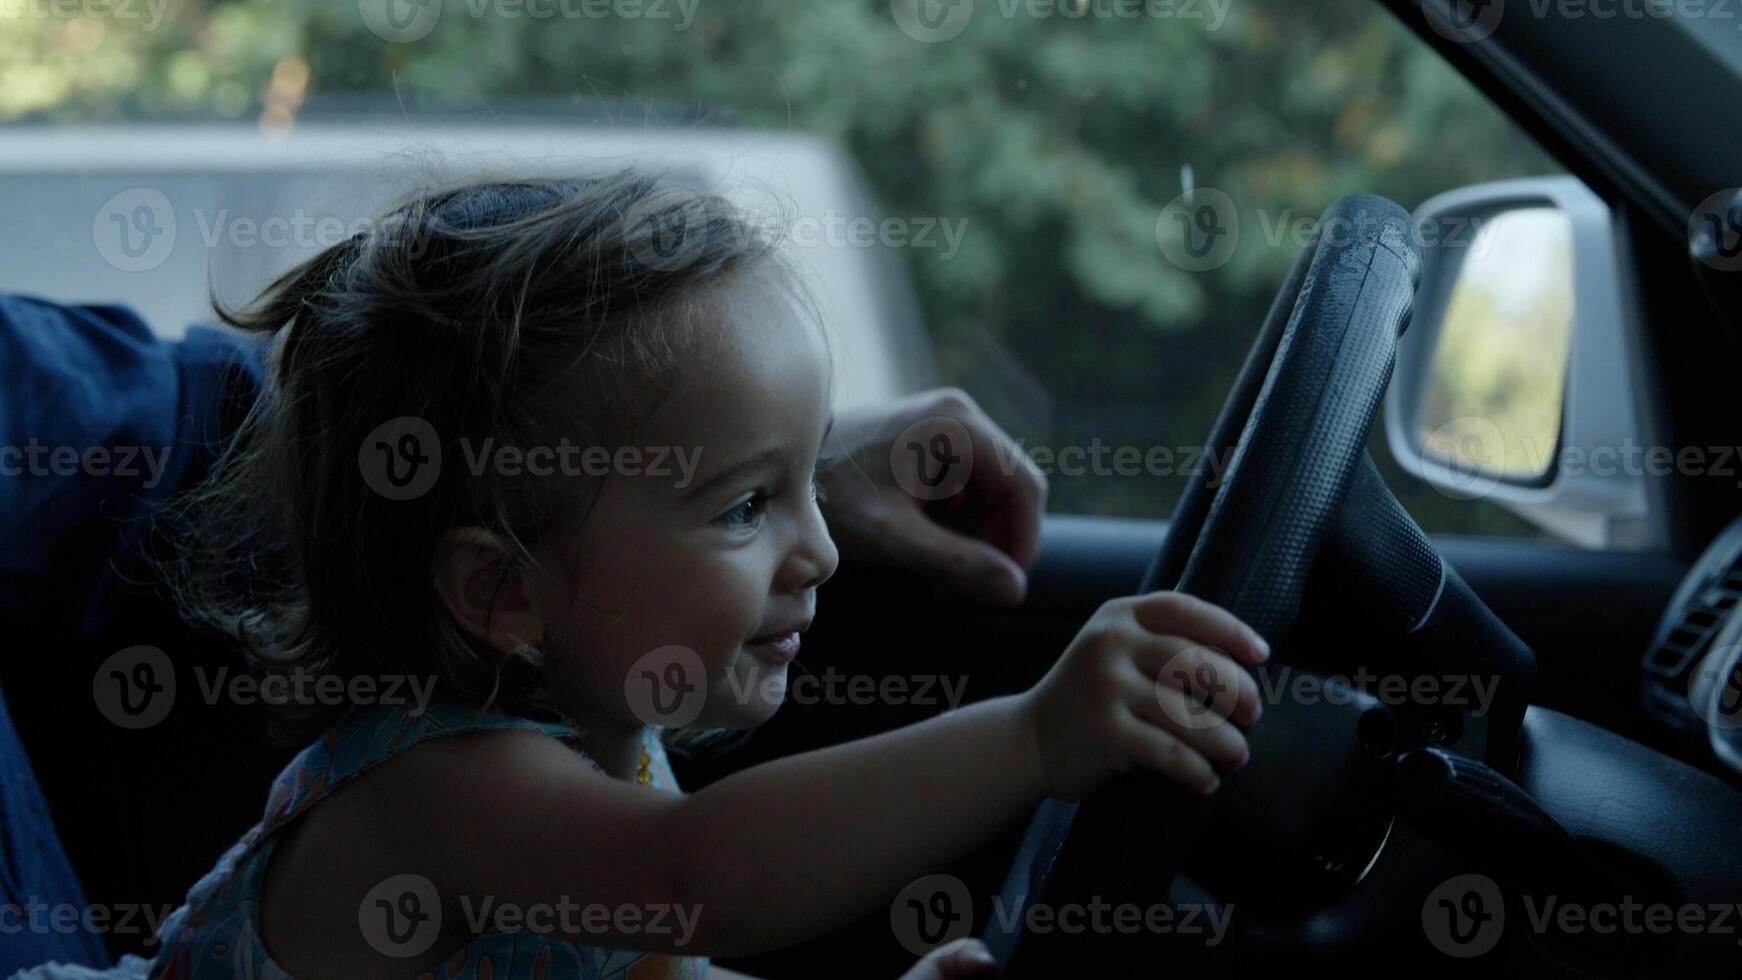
top-left (160, 171), bottom-right (775, 744)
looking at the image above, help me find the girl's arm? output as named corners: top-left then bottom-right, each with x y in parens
top-left (386, 593), bottom-right (1266, 959)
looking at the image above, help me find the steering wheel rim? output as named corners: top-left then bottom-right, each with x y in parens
top-left (993, 195), bottom-right (1441, 973)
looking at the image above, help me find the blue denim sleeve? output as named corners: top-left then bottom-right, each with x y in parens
top-left (0, 294), bottom-right (265, 639)
top-left (0, 296), bottom-right (264, 973)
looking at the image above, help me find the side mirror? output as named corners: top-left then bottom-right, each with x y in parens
top-left (1385, 176), bottom-right (1653, 549)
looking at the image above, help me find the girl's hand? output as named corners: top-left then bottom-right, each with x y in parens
top-left (898, 939), bottom-right (1000, 978)
top-left (1022, 592), bottom-right (1269, 801)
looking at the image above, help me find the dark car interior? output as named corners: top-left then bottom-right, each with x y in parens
top-left (8, 0), bottom-right (1742, 977)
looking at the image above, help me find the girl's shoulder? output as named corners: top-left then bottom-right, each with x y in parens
top-left (260, 694), bottom-right (596, 834)
top-left (251, 703), bottom-right (692, 978)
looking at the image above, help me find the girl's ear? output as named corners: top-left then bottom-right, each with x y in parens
top-left (431, 527), bottom-right (547, 656)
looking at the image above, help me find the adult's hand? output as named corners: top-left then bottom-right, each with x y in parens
top-left (819, 388), bottom-right (1047, 608)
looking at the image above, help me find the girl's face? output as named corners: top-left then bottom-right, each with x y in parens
top-left (536, 269), bottom-right (839, 732)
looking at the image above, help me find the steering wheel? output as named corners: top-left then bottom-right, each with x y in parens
top-left (988, 195), bottom-right (1540, 973)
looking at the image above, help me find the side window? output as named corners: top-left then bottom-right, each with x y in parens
top-left (871, 0), bottom-right (1559, 537)
top-left (5, 0), bottom-right (1556, 537)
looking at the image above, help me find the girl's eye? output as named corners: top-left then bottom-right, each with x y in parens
top-left (715, 493), bottom-right (766, 531)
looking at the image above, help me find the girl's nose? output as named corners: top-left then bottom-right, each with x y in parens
top-left (782, 509), bottom-right (839, 594)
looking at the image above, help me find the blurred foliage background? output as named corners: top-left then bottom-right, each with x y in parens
top-left (1422, 207), bottom-right (1574, 483)
top-left (1, 0), bottom-right (1560, 535)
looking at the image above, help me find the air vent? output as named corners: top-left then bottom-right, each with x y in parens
top-left (1645, 565), bottom-right (1742, 676)
top-left (1643, 517), bottom-right (1742, 732)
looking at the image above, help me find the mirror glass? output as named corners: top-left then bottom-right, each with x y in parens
top-left (1418, 206), bottom-right (1573, 482)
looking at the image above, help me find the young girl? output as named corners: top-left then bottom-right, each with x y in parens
top-left (28, 173), bottom-right (1265, 979)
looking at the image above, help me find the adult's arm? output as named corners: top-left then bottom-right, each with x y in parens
top-left (0, 294), bottom-right (264, 972)
top-left (0, 295), bottom-right (264, 638)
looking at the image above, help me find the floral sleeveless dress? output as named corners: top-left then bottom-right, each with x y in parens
top-left (18, 699), bottom-right (708, 980)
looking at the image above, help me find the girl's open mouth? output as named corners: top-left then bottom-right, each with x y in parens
top-left (746, 630), bottom-right (802, 663)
